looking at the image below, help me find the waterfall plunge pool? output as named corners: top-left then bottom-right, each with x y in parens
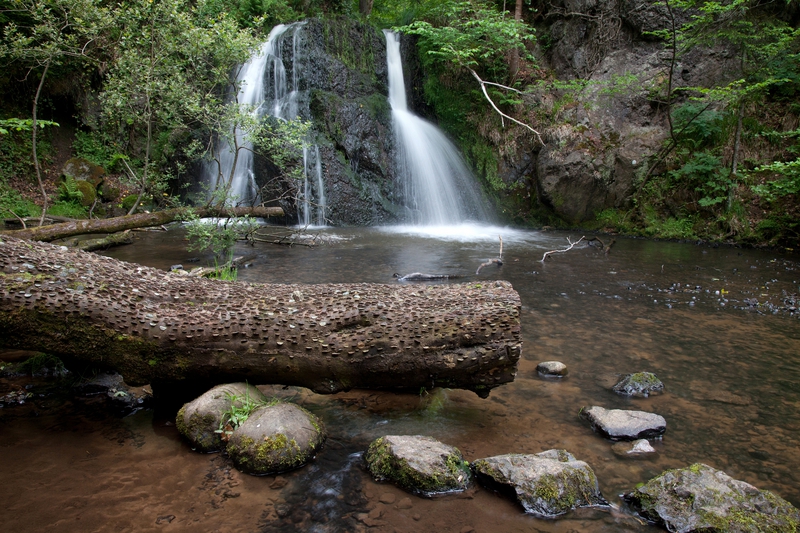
top-left (1, 226), bottom-right (798, 532)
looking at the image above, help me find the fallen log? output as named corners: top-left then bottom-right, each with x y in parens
top-left (0, 236), bottom-right (522, 397)
top-left (0, 206), bottom-right (284, 243)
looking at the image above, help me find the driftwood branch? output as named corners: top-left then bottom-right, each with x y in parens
top-left (476, 236), bottom-right (505, 275)
top-left (540, 236), bottom-right (585, 262)
top-left (586, 236), bottom-right (616, 254)
top-left (0, 236), bottom-right (522, 398)
top-left (468, 68), bottom-right (544, 145)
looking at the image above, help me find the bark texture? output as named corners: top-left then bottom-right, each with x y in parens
top-left (0, 236), bottom-right (522, 397)
top-left (0, 206), bottom-right (284, 243)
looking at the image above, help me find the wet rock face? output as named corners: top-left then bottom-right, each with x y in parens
top-left (226, 402), bottom-right (325, 476)
top-left (471, 450), bottom-right (607, 517)
top-left (581, 405), bottom-right (666, 441)
top-left (253, 17), bottom-right (399, 225)
top-left (612, 372), bottom-right (664, 397)
top-left (176, 383), bottom-right (267, 453)
top-left (623, 463), bottom-right (800, 532)
top-left (364, 435), bottom-right (472, 496)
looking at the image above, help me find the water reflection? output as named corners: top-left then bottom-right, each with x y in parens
top-left (2, 226), bottom-right (798, 533)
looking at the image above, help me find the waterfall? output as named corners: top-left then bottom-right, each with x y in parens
top-left (384, 31), bottom-right (489, 226)
top-left (206, 22), bottom-right (326, 225)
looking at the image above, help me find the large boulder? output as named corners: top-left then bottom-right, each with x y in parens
top-left (581, 405), bottom-right (666, 440)
top-left (175, 382), bottom-right (267, 453)
top-left (62, 157), bottom-right (105, 187)
top-left (623, 463), bottom-right (800, 532)
top-left (471, 450), bottom-right (607, 517)
top-left (364, 435), bottom-right (472, 496)
top-left (226, 402), bottom-right (326, 475)
top-left (612, 372), bottom-right (664, 397)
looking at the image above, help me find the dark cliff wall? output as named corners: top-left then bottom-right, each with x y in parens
top-left (254, 17), bottom-right (402, 226)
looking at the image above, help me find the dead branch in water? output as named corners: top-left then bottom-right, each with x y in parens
top-left (540, 236), bottom-right (585, 262)
top-left (476, 236), bottom-right (504, 275)
top-left (586, 236), bottom-right (616, 254)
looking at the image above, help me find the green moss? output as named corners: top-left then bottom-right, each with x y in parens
top-left (365, 437), bottom-right (470, 495)
top-left (228, 432), bottom-right (310, 475)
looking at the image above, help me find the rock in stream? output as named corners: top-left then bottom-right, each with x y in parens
top-left (471, 450), bottom-right (607, 517)
top-left (581, 405), bottom-right (666, 441)
top-left (623, 463), bottom-right (800, 532)
top-left (364, 435), bottom-right (472, 496)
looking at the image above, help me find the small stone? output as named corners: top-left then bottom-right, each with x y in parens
top-left (412, 514), bottom-right (421, 521)
top-left (536, 361), bottom-right (568, 377)
top-left (612, 439), bottom-right (657, 457)
top-left (396, 497), bottom-right (413, 509)
top-left (368, 507), bottom-right (384, 519)
top-left (612, 372), bottom-right (664, 397)
top-left (379, 493), bottom-right (396, 504)
top-left (581, 405), bottom-right (666, 441)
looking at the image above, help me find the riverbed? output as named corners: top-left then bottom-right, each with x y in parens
top-left (1, 225), bottom-right (798, 532)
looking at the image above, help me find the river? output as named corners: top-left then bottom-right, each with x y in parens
top-left (1, 224), bottom-right (798, 532)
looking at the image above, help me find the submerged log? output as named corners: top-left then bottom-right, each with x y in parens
top-left (0, 236), bottom-right (522, 397)
top-left (0, 206), bottom-right (284, 243)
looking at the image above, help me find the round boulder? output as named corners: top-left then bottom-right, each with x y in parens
top-left (537, 361), bottom-right (568, 377)
top-left (612, 372), bottom-right (664, 397)
top-left (176, 382), bottom-right (267, 452)
top-left (623, 463), bottom-right (800, 532)
top-left (364, 435), bottom-right (472, 496)
top-left (226, 402), bottom-right (325, 476)
top-left (581, 405), bottom-right (666, 441)
top-left (471, 450), bottom-right (607, 517)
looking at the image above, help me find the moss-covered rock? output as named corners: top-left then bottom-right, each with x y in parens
top-left (622, 463), bottom-right (800, 532)
top-left (471, 450), bottom-right (607, 517)
top-left (613, 372), bottom-right (664, 397)
top-left (175, 382), bottom-right (267, 453)
top-left (226, 402), bottom-right (325, 476)
top-left (62, 157), bottom-right (105, 187)
top-left (364, 435), bottom-right (472, 496)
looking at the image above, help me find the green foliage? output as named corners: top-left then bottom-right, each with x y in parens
top-left (0, 184), bottom-right (41, 218)
top-left (643, 207), bottom-right (697, 240)
top-left (671, 103), bottom-right (726, 150)
top-left (197, 0), bottom-right (301, 31)
top-left (18, 353), bottom-right (67, 377)
top-left (58, 176), bottom-right (84, 204)
top-left (215, 389), bottom-right (277, 438)
top-left (72, 131), bottom-right (123, 170)
top-left (47, 200), bottom-right (88, 218)
top-left (668, 151), bottom-right (732, 207)
top-left (399, 0), bottom-right (535, 78)
top-left (185, 212), bottom-right (260, 259)
top-left (0, 118), bottom-right (59, 135)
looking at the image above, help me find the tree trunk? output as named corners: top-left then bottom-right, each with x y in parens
top-left (0, 205), bottom-right (284, 243)
top-left (33, 58), bottom-right (51, 227)
top-left (359, 0), bottom-right (373, 17)
top-left (508, 0), bottom-right (524, 79)
top-left (0, 236), bottom-right (522, 398)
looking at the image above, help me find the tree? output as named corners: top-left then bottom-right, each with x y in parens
top-left (100, 0), bottom-right (257, 213)
top-left (0, 0), bottom-right (110, 224)
top-left (400, 0), bottom-right (542, 141)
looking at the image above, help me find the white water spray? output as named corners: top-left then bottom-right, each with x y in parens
top-left (207, 23), bottom-right (325, 224)
top-left (384, 31), bottom-right (489, 225)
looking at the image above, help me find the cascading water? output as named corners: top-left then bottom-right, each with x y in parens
top-left (384, 31), bottom-right (489, 226)
top-left (206, 23), bottom-right (326, 225)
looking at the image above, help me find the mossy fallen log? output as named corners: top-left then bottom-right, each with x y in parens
top-left (0, 236), bottom-right (522, 397)
top-left (0, 206), bottom-right (284, 243)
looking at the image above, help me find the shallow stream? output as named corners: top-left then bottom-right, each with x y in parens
top-left (2, 225), bottom-right (799, 532)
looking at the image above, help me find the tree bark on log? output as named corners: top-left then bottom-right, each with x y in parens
top-left (0, 236), bottom-right (522, 397)
top-left (0, 206), bottom-right (284, 243)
